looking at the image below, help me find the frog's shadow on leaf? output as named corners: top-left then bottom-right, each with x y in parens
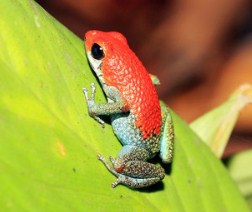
top-left (137, 180), bottom-right (165, 193)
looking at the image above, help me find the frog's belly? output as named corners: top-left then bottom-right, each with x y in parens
top-left (111, 113), bottom-right (143, 146)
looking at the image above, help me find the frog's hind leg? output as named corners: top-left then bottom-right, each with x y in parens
top-left (159, 107), bottom-right (174, 163)
top-left (98, 145), bottom-right (165, 188)
top-left (149, 74), bottom-right (160, 86)
top-left (112, 173), bottom-right (162, 188)
top-left (98, 154), bottom-right (162, 188)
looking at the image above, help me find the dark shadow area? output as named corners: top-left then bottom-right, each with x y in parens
top-left (136, 180), bottom-right (165, 193)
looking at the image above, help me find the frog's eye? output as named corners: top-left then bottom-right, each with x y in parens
top-left (91, 43), bottom-right (105, 60)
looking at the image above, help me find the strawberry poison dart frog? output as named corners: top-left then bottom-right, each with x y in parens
top-left (83, 30), bottom-right (174, 188)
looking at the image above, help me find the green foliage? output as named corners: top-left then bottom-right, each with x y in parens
top-left (226, 149), bottom-right (252, 209)
top-left (0, 0), bottom-right (249, 211)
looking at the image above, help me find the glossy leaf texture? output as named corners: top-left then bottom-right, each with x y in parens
top-left (0, 0), bottom-right (249, 211)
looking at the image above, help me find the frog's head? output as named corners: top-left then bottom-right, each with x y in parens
top-left (84, 30), bottom-right (129, 86)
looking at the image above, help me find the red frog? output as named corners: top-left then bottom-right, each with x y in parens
top-left (83, 30), bottom-right (174, 188)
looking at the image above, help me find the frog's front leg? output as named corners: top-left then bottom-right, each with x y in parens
top-left (83, 83), bottom-right (128, 126)
top-left (98, 146), bottom-right (165, 188)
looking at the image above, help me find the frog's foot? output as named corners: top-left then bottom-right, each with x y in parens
top-left (83, 83), bottom-right (105, 127)
top-left (97, 153), bottom-right (119, 177)
top-left (111, 175), bottom-right (162, 188)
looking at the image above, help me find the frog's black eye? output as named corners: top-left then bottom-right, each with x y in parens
top-left (91, 43), bottom-right (104, 60)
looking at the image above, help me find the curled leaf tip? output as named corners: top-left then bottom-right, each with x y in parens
top-left (230, 83), bottom-right (252, 102)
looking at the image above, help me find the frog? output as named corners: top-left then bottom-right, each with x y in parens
top-left (83, 30), bottom-right (174, 188)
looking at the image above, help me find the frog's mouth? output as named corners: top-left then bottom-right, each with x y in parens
top-left (86, 51), bottom-right (105, 85)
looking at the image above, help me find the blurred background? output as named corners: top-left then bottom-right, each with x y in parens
top-left (36, 0), bottom-right (252, 157)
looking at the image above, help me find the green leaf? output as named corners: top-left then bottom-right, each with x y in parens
top-left (226, 149), bottom-right (252, 209)
top-left (0, 0), bottom-right (249, 211)
top-left (190, 84), bottom-right (252, 158)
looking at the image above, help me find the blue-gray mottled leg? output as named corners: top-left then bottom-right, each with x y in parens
top-left (83, 83), bottom-right (105, 127)
top-left (83, 83), bottom-right (128, 127)
top-left (98, 146), bottom-right (165, 188)
top-left (160, 107), bottom-right (174, 163)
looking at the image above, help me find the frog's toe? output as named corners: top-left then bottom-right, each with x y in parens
top-left (111, 179), bottom-right (120, 188)
top-left (97, 153), bottom-right (103, 160)
top-left (82, 88), bottom-right (89, 99)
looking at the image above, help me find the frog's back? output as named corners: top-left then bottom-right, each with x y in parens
top-left (100, 32), bottom-right (162, 140)
top-left (85, 30), bottom-right (162, 146)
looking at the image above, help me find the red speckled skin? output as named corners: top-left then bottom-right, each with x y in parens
top-left (85, 31), bottom-right (161, 139)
